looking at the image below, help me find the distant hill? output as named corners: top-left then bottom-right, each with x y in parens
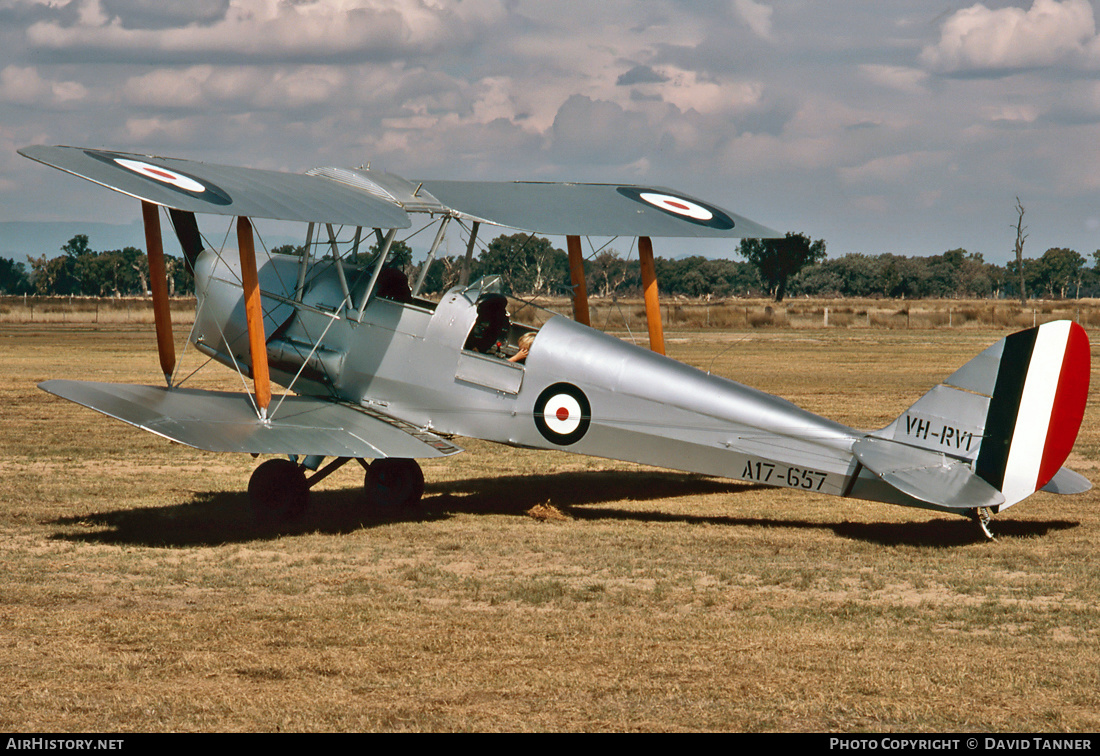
top-left (0, 220), bottom-right (146, 260)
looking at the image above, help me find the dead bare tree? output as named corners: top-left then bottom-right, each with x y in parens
top-left (1014, 197), bottom-right (1028, 305)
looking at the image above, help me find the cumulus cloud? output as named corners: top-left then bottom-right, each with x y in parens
top-left (921, 0), bottom-right (1100, 74)
top-left (658, 68), bottom-right (763, 115)
top-left (982, 103), bottom-right (1040, 124)
top-left (0, 0), bottom-right (80, 27)
top-left (839, 151), bottom-right (947, 185)
top-left (549, 94), bottom-right (653, 166)
top-left (123, 66), bottom-right (216, 108)
top-left (0, 64), bottom-right (86, 104)
top-left (859, 64), bottom-right (929, 94)
top-left (733, 0), bottom-right (773, 40)
top-left (124, 115), bottom-right (202, 143)
top-left (9, 1), bottom-right (1100, 262)
top-left (24, 0), bottom-right (503, 64)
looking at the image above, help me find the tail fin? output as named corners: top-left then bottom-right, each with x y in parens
top-left (871, 320), bottom-right (1090, 510)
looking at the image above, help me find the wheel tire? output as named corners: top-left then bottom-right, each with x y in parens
top-left (365, 458), bottom-right (424, 508)
top-left (249, 458), bottom-right (309, 521)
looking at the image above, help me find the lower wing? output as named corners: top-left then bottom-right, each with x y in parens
top-left (40, 380), bottom-right (462, 460)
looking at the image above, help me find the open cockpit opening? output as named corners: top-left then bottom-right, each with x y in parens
top-left (460, 276), bottom-right (540, 365)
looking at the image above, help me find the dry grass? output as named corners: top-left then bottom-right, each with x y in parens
top-left (517, 296), bottom-right (1100, 331)
top-left (0, 297), bottom-right (196, 325)
top-left (0, 322), bottom-right (1098, 732)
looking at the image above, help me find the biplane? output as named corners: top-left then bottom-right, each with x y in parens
top-left (18, 145), bottom-right (1092, 538)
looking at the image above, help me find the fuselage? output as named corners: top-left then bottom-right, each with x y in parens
top-left (191, 248), bottom-right (931, 510)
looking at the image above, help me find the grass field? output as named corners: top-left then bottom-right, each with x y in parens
top-left (0, 322), bottom-right (1098, 732)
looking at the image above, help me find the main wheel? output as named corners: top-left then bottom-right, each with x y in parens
top-left (365, 458), bottom-right (424, 508)
top-left (249, 458), bottom-right (309, 521)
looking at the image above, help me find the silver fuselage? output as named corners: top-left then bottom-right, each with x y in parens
top-left (192, 249), bottom-right (924, 509)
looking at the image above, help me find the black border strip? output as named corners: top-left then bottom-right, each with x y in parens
top-left (975, 327), bottom-right (1038, 489)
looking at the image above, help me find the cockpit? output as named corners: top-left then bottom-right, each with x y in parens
top-left (457, 276), bottom-right (539, 365)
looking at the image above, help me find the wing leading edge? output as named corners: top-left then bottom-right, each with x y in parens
top-left (40, 380), bottom-right (462, 459)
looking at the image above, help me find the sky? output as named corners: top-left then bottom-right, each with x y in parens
top-left (3, 0), bottom-right (1100, 265)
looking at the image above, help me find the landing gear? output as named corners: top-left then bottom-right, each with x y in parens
top-left (974, 506), bottom-right (996, 540)
top-left (248, 458), bottom-right (309, 521)
top-left (246, 456), bottom-right (424, 520)
top-left (365, 458), bottom-right (424, 507)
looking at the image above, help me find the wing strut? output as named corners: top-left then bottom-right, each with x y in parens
top-left (141, 201), bottom-right (176, 385)
top-left (356, 228), bottom-right (396, 320)
top-left (294, 222), bottom-right (314, 302)
top-left (413, 217), bottom-right (450, 297)
top-left (638, 236), bottom-right (665, 355)
top-left (566, 235), bottom-right (591, 326)
top-left (236, 216), bottom-right (272, 419)
top-left (459, 221), bottom-right (480, 286)
top-left (325, 223), bottom-right (354, 311)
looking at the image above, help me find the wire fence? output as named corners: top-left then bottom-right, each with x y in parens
top-left (3, 294), bottom-right (1098, 330)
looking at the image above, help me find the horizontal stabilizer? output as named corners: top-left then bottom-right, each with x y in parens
top-left (40, 380), bottom-right (462, 459)
top-left (1040, 467), bottom-right (1092, 495)
top-left (853, 436), bottom-right (1005, 510)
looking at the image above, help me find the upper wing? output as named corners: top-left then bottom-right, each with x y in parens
top-left (18, 145), bottom-right (411, 229)
top-left (21, 144), bottom-right (778, 238)
top-left (40, 380), bottom-right (462, 459)
top-left (313, 164), bottom-right (780, 238)
top-left (423, 181), bottom-right (778, 238)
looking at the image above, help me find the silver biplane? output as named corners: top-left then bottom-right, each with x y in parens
top-left (18, 145), bottom-right (1092, 538)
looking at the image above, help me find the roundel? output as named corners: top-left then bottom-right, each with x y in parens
top-left (617, 186), bottom-right (735, 230)
top-left (83, 149), bottom-right (233, 206)
top-left (113, 158), bottom-right (207, 192)
top-left (534, 383), bottom-right (591, 446)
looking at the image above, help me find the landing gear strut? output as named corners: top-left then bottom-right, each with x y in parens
top-left (974, 506), bottom-right (996, 541)
top-left (365, 458), bottom-right (425, 507)
top-left (248, 458), bottom-right (309, 521)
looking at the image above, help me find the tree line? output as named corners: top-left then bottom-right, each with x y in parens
top-left (5, 232), bottom-right (1100, 302)
top-left (1, 234), bottom-right (193, 297)
top-left (420, 232), bottom-right (1100, 303)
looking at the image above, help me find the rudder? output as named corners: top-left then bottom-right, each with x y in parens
top-left (873, 320), bottom-right (1090, 510)
top-left (974, 320), bottom-right (1090, 506)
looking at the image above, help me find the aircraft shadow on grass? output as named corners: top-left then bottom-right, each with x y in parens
top-left (48, 469), bottom-right (1078, 548)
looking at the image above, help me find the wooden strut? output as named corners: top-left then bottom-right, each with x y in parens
top-left (236, 217), bottom-right (272, 418)
top-left (141, 201), bottom-right (176, 385)
top-left (566, 235), bottom-right (590, 326)
top-left (638, 236), bottom-right (665, 355)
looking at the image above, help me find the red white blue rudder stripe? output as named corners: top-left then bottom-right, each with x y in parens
top-left (975, 320), bottom-right (1090, 508)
